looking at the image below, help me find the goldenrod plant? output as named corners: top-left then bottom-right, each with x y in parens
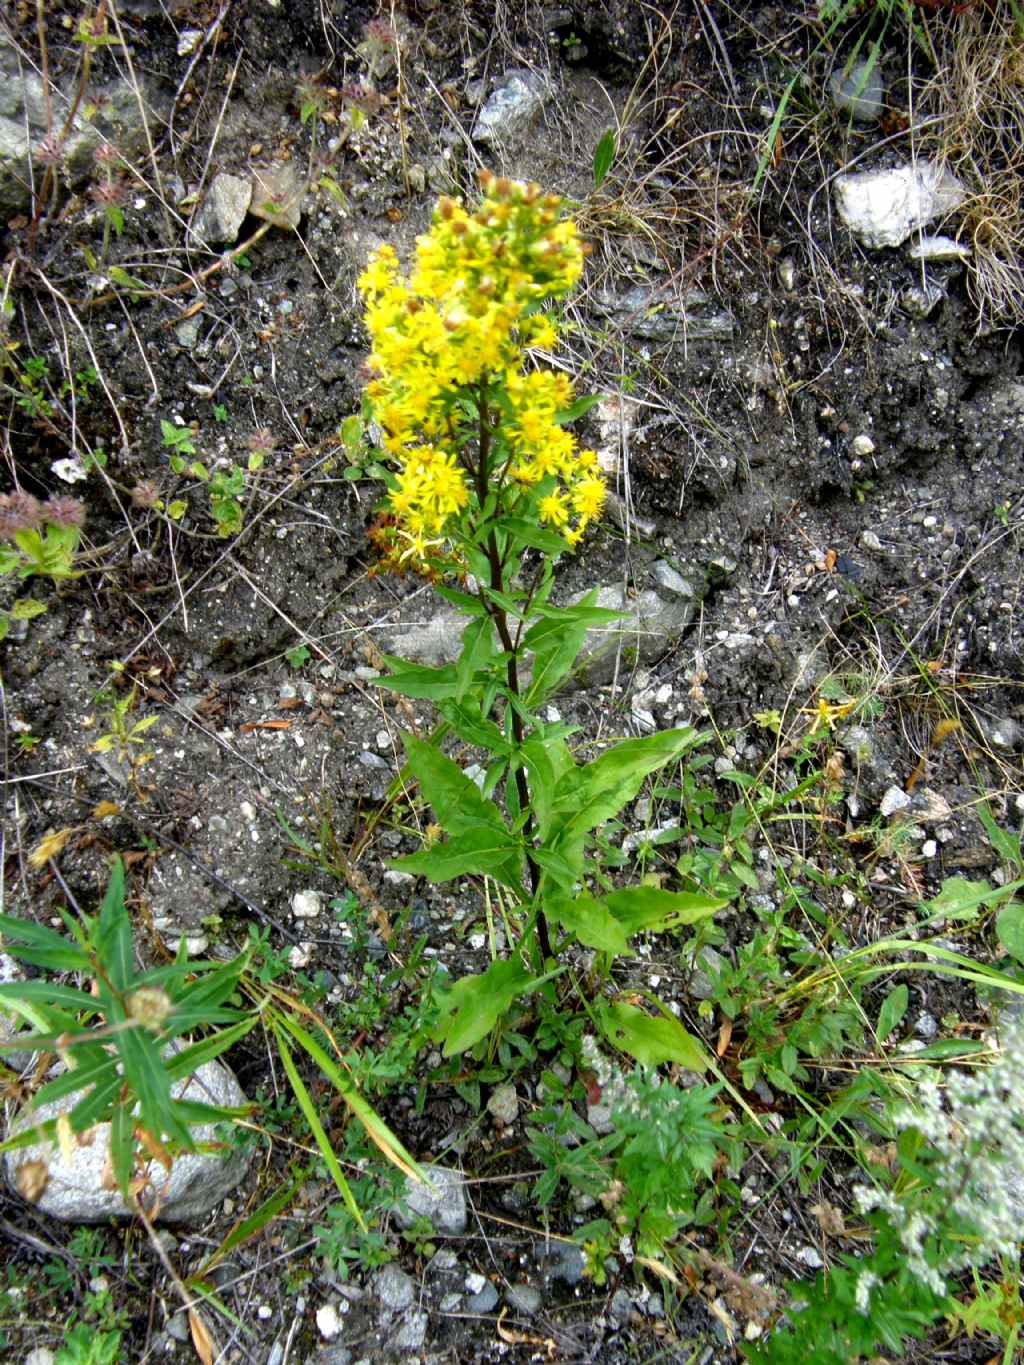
top-left (358, 171), bottom-right (724, 1064)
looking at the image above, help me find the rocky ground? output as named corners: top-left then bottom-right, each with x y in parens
top-left (1, 1), bottom-right (1023, 1362)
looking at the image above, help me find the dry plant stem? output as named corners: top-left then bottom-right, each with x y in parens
top-left (472, 379), bottom-right (552, 964)
top-left (133, 1198), bottom-right (221, 1358)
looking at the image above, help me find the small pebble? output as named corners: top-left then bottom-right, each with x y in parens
top-left (506, 1283), bottom-right (542, 1317)
top-left (880, 786), bottom-right (911, 817)
top-left (316, 1304), bottom-right (343, 1340)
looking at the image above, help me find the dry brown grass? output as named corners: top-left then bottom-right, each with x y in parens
top-left (922, 5), bottom-right (1024, 328)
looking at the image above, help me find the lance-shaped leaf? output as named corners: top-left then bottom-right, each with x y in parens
top-left (604, 887), bottom-right (727, 935)
top-left (549, 727), bottom-right (703, 863)
top-left (390, 825), bottom-right (524, 891)
top-left (400, 731), bottom-right (507, 837)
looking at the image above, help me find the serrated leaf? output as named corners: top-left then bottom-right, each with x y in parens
top-left (593, 127), bottom-right (617, 188)
top-left (400, 731), bottom-right (507, 837)
top-left (605, 886), bottom-right (727, 935)
top-left (876, 983), bottom-right (908, 1044)
top-left (546, 892), bottom-right (629, 955)
top-left (437, 699), bottom-right (511, 754)
top-left (598, 999), bottom-right (708, 1072)
top-left (391, 825), bottom-right (524, 890)
top-left (551, 727), bottom-right (702, 854)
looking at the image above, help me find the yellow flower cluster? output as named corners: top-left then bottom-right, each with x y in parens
top-left (357, 170), bottom-right (605, 565)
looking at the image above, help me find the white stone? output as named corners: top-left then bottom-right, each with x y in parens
top-left (291, 889), bottom-right (322, 919)
top-left (907, 234), bottom-right (970, 263)
top-left (834, 162), bottom-right (966, 249)
top-left (316, 1304), bottom-right (343, 1340)
top-left (4, 1057), bottom-right (251, 1223)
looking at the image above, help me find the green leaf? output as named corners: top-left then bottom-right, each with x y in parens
top-left (455, 615), bottom-right (495, 702)
top-left (593, 127), bottom-right (617, 188)
top-left (555, 392), bottom-right (604, 424)
top-left (550, 727), bottom-right (702, 855)
top-left (996, 902), bottom-right (1024, 965)
top-left (437, 699), bottom-right (511, 755)
top-left (530, 601), bottom-right (627, 626)
top-left (546, 892), bottom-right (629, 955)
top-left (978, 801), bottom-right (1023, 871)
top-left (924, 876), bottom-right (1023, 921)
top-left (598, 999), bottom-right (709, 1072)
top-left (432, 958), bottom-right (539, 1056)
top-left (519, 736), bottom-right (557, 840)
top-left (876, 983), bottom-right (909, 1044)
top-left (270, 1007), bottom-right (423, 1182)
top-left (272, 1025), bottom-right (366, 1229)
top-left (376, 656), bottom-right (459, 700)
top-left (390, 825), bottom-right (524, 890)
top-left (604, 886), bottom-right (727, 935)
top-left (117, 1026), bottom-right (192, 1148)
top-left (494, 517), bottom-right (569, 556)
top-left (164, 1019), bottom-right (259, 1082)
top-left (0, 913), bottom-right (92, 974)
top-left (434, 584), bottom-right (487, 616)
top-left (96, 859), bottom-right (131, 991)
top-left (11, 597), bottom-right (47, 621)
top-left (109, 1098), bottom-right (134, 1197)
top-left (524, 588), bottom-right (617, 706)
top-left (401, 731), bottom-right (507, 837)
top-left (196, 1173), bottom-right (304, 1276)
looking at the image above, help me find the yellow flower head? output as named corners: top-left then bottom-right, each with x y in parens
top-left (358, 173), bottom-right (604, 572)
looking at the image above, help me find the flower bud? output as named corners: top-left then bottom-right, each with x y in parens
top-left (477, 167), bottom-right (496, 192)
top-left (437, 195), bottom-right (456, 220)
top-left (126, 986), bottom-right (173, 1032)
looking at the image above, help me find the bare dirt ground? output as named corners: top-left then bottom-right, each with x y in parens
top-left (1, 1), bottom-right (1023, 1362)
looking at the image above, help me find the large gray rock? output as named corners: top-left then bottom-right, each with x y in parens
top-left (834, 161), bottom-right (966, 249)
top-left (4, 1056), bottom-right (251, 1223)
top-left (392, 1163), bottom-right (467, 1236)
top-left (591, 285), bottom-right (735, 341)
top-left (190, 172), bottom-right (252, 245)
top-left (571, 578), bottom-right (703, 686)
top-left (474, 70), bottom-right (547, 146)
top-left (0, 30), bottom-right (160, 218)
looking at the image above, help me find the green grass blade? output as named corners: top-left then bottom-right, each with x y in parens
top-left (271, 1023), bottom-right (366, 1230)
